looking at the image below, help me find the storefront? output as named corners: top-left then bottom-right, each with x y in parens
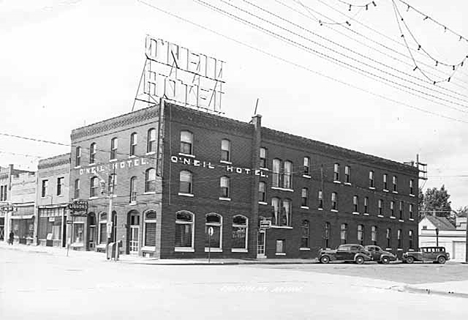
top-left (10, 204), bottom-right (35, 245)
top-left (37, 206), bottom-right (67, 247)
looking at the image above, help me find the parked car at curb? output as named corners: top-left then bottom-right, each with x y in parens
top-left (364, 245), bottom-right (397, 264)
top-left (318, 244), bottom-right (372, 264)
top-left (402, 246), bottom-right (450, 264)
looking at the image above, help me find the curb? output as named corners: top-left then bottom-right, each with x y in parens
top-left (389, 285), bottom-right (468, 299)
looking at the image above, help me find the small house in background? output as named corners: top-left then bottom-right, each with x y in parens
top-left (419, 214), bottom-right (466, 261)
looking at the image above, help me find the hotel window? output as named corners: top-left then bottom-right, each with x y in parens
top-left (179, 170), bottom-right (192, 194)
top-left (301, 220), bottom-right (310, 248)
top-left (386, 228), bottom-right (391, 248)
top-left (175, 211), bottom-right (194, 249)
top-left (272, 159), bottom-right (281, 187)
top-left (75, 146), bottom-right (81, 167)
top-left (331, 192), bottom-right (338, 211)
top-left (409, 204), bottom-right (414, 220)
top-left (57, 177), bottom-right (64, 196)
top-left (220, 176), bottom-right (230, 199)
top-left (409, 230), bottom-right (414, 249)
top-left (99, 212), bottom-right (107, 244)
top-left (272, 197), bottom-right (280, 225)
top-left (399, 201), bottom-right (404, 220)
top-left (383, 174), bottom-right (388, 190)
top-left (205, 213), bottom-right (222, 250)
top-left (129, 176), bottom-right (137, 203)
top-left (180, 131), bottom-right (193, 155)
top-left (130, 133), bottom-right (137, 156)
top-left (324, 222), bottom-right (331, 248)
top-left (364, 197), bottom-right (369, 214)
top-left (301, 188), bottom-right (309, 207)
top-left (108, 173), bottom-right (117, 194)
top-left (90, 143), bottom-right (96, 164)
top-left (409, 179), bottom-right (414, 195)
top-left (283, 161), bottom-right (293, 189)
top-left (318, 190), bottom-right (324, 209)
top-left (353, 195), bottom-right (359, 213)
top-left (232, 215), bottom-right (248, 251)
top-left (145, 168), bottom-right (156, 193)
top-left (74, 179), bottom-right (80, 199)
top-left (147, 128), bottom-right (156, 153)
top-left (144, 211), bottom-right (157, 247)
top-left (393, 175), bottom-right (398, 192)
top-left (378, 199), bottom-right (383, 215)
top-left (344, 166), bottom-right (351, 183)
top-left (259, 182), bottom-right (266, 203)
top-left (333, 163), bottom-right (340, 181)
top-left (357, 224), bottom-right (364, 245)
top-left (397, 229), bottom-right (402, 249)
top-left (110, 138), bottom-right (118, 160)
top-left (369, 170), bottom-right (375, 188)
top-left (41, 179), bottom-right (48, 198)
top-left (221, 139), bottom-right (231, 162)
top-left (259, 148), bottom-right (267, 168)
top-left (276, 240), bottom-right (285, 255)
top-left (371, 226), bottom-right (377, 245)
top-left (390, 201), bottom-right (395, 217)
top-left (340, 223), bottom-right (348, 244)
top-left (303, 157), bottom-right (310, 176)
top-left (282, 199), bottom-right (292, 226)
top-left (271, 198), bottom-right (291, 227)
top-left (90, 177), bottom-right (99, 198)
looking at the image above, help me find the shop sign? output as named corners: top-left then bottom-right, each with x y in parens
top-left (77, 157), bottom-right (150, 175)
top-left (260, 219), bottom-right (271, 229)
top-left (0, 205), bottom-right (16, 212)
top-left (171, 155), bottom-right (269, 177)
top-left (68, 200), bottom-right (88, 212)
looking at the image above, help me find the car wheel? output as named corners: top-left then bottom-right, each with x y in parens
top-left (355, 256), bottom-right (365, 265)
top-left (381, 256), bottom-right (390, 264)
top-left (406, 256), bottom-right (415, 264)
top-left (437, 256), bottom-right (446, 264)
top-left (320, 256), bottom-right (330, 264)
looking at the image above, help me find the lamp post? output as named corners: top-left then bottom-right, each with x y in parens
top-left (435, 228), bottom-right (439, 247)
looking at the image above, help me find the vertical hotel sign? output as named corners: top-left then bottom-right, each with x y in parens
top-left (143, 35), bottom-right (225, 113)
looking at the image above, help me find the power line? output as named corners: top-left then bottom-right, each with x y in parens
top-left (137, 0), bottom-right (468, 124)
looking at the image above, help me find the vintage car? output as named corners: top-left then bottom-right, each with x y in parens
top-left (318, 244), bottom-right (372, 264)
top-left (364, 245), bottom-right (397, 264)
top-left (402, 246), bottom-right (450, 264)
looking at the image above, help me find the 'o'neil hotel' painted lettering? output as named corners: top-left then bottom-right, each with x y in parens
top-left (78, 157), bottom-right (149, 175)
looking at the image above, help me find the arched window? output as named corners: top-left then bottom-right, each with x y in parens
top-left (180, 131), bottom-right (193, 155)
top-left (353, 195), bottom-right (359, 213)
top-left (221, 139), bottom-right (231, 162)
top-left (147, 128), bottom-right (156, 153)
top-left (220, 176), bottom-right (230, 199)
top-left (331, 192), bottom-right (338, 211)
top-left (272, 159), bottom-right (281, 187)
top-left (409, 230), bottom-right (414, 249)
top-left (271, 197), bottom-right (280, 225)
top-left (74, 179), bottom-right (80, 199)
top-left (129, 176), bottom-right (137, 203)
top-left (130, 132), bottom-right (137, 156)
top-left (145, 168), bottom-right (156, 193)
top-left (357, 224), bottom-right (364, 245)
top-left (340, 223), bottom-right (348, 244)
top-left (386, 228), bottom-right (392, 248)
top-left (303, 157), bottom-right (310, 176)
top-left (90, 177), bottom-right (99, 198)
top-left (371, 226), bottom-right (377, 245)
top-left (90, 143), bottom-right (96, 164)
top-left (397, 229), bottom-right (402, 248)
top-left (344, 165), bottom-right (351, 183)
top-left (232, 215), bottom-right (248, 251)
top-left (301, 220), bottom-right (310, 248)
top-left (175, 211), bottom-right (194, 250)
top-left (75, 146), bottom-right (81, 167)
top-left (282, 199), bottom-right (292, 226)
top-left (318, 190), bottom-right (324, 209)
top-left (283, 161), bottom-right (293, 189)
top-left (179, 170), bottom-right (192, 194)
top-left (205, 213), bottom-right (222, 250)
top-left (301, 188), bottom-right (308, 208)
top-left (334, 163), bottom-right (340, 181)
top-left (259, 148), bottom-right (267, 168)
top-left (144, 211), bottom-right (157, 247)
top-left (369, 170), bottom-right (375, 188)
top-left (110, 137), bottom-right (118, 160)
top-left (99, 212), bottom-right (107, 244)
top-left (258, 182), bottom-right (266, 203)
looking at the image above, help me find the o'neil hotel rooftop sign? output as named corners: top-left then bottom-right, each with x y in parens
top-left (144, 35), bottom-right (225, 113)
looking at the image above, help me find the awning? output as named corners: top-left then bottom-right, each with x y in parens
top-left (10, 215), bottom-right (34, 220)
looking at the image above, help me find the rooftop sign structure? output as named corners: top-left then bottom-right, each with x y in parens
top-left (133, 35), bottom-right (225, 114)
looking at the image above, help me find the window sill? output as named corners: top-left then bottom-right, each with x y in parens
top-left (205, 248), bottom-right (222, 253)
top-left (333, 180), bottom-right (341, 184)
top-left (301, 206), bottom-right (309, 210)
top-left (270, 225), bottom-right (293, 229)
top-left (220, 160), bottom-right (232, 165)
top-left (409, 218), bottom-right (415, 221)
top-left (175, 247), bottom-right (195, 252)
top-left (259, 201), bottom-right (268, 205)
top-left (89, 197), bottom-right (99, 200)
top-left (142, 246), bottom-right (155, 252)
top-left (302, 174), bottom-right (311, 179)
top-left (144, 192), bottom-right (156, 195)
top-left (271, 187), bottom-right (294, 192)
top-left (129, 201), bottom-right (137, 206)
top-left (232, 248), bottom-right (248, 253)
top-left (408, 249), bottom-right (415, 252)
top-left (383, 189), bottom-right (389, 193)
top-left (409, 194), bottom-right (415, 197)
top-left (363, 213), bottom-right (369, 216)
top-left (399, 219), bottom-right (404, 222)
top-left (369, 186), bottom-right (376, 190)
top-left (392, 191), bottom-right (398, 194)
top-left (300, 248), bottom-right (310, 251)
top-left (352, 212), bottom-right (359, 215)
top-left (128, 155), bottom-right (137, 159)
top-left (390, 216), bottom-right (396, 219)
top-left (331, 209), bottom-right (338, 213)
top-left (385, 248), bottom-right (392, 251)
top-left (178, 153), bottom-right (195, 158)
top-left (344, 182), bottom-right (351, 186)
top-left (275, 252), bottom-right (286, 256)
top-left (74, 166), bottom-right (81, 169)
top-left (378, 215), bottom-right (384, 218)
top-left (146, 151), bottom-right (156, 155)
top-left (109, 159), bottom-right (117, 162)
top-left (219, 197), bottom-right (231, 201)
top-left (397, 248), bottom-right (403, 251)
top-left (178, 193), bottom-right (194, 197)
top-left (318, 208), bottom-right (323, 211)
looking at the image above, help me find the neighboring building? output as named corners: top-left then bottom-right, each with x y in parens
top-left (0, 164), bottom-right (35, 243)
top-left (10, 170), bottom-right (37, 245)
top-left (36, 154), bottom-right (71, 247)
top-left (68, 102), bottom-right (420, 259)
top-left (419, 214), bottom-right (466, 261)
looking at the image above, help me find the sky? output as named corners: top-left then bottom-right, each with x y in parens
top-left (0, 0), bottom-right (467, 209)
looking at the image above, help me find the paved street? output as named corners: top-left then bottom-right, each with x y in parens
top-left (1, 247), bottom-right (467, 320)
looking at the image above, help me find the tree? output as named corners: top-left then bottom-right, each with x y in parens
top-left (419, 185), bottom-right (452, 220)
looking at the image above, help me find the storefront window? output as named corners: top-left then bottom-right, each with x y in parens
top-left (205, 213), bottom-right (222, 249)
top-left (144, 211), bottom-right (157, 247)
top-left (232, 215), bottom-right (247, 251)
top-left (175, 211), bottom-right (194, 249)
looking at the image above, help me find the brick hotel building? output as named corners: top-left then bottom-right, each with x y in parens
top-left (69, 102), bottom-right (419, 259)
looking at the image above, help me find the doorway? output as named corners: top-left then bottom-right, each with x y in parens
top-left (128, 211), bottom-right (140, 255)
top-left (257, 229), bottom-right (266, 258)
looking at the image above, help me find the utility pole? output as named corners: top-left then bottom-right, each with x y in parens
top-left (106, 166), bottom-right (116, 260)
